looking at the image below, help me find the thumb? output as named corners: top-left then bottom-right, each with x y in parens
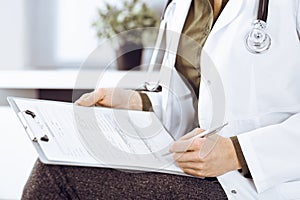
top-left (75, 90), bottom-right (104, 106)
top-left (169, 139), bottom-right (194, 153)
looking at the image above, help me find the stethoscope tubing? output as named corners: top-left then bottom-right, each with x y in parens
top-left (257, 0), bottom-right (269, 22)
top-left (140, 0), bottom-right (271, 92)
top-left (246, 0), bottom-right (271, 54)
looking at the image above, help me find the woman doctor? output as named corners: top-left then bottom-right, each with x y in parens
top-left (23, 0), bottom-right (300, 199)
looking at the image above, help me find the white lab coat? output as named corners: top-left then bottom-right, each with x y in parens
top-left (146, 0), bottom-right (300, 199)
top-left (145, 0), bottom-right (199, 140)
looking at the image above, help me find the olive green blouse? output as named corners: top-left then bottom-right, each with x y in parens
top-left (175, 0), bottom-right (228, 97)
top-left (175, 0), bottom-right (213, 97)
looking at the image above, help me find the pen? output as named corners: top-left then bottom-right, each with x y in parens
top-left (162, 122), bottom-right (228, 156)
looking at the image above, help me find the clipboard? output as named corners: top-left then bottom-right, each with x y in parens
top-left (7, 97), bottom-right (188, 176)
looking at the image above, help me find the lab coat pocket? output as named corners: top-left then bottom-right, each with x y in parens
top-left (277, 181), bottom-right (300, 200)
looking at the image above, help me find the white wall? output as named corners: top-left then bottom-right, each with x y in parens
top-left (0, 0), bottom-right (166, 70)
top-left (0, 0), bottom-right (27, 70)
top-left (28, 0), bottom-right (166, 68)
top-left (0, 4), bottom-right (37, 198)
top-left (0, 0), bottom-right (37, 105)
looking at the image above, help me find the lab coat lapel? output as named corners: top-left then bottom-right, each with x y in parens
top-left (160, 0), bottom-right (192, 87)
top-left (164, 0), bottom-right (192, 65)
top-left (160, 0), bottom-right (193, 112)
top-left (209, 0), bottom-right (244, 36)
top-left (168, 0), bottom-right (192, 35)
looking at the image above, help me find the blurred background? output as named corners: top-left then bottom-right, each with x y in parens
top-left (0, 0), bottom-right (165, 199)
top-left (1, 0), bottom-right (164, 69)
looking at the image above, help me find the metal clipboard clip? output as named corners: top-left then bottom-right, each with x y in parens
top-left (18, 110), bottom-right (49, 143)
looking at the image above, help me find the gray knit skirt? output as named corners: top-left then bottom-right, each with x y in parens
top-left (22, 160), bottom-right (227, 200)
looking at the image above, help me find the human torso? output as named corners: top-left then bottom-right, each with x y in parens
top-left (175, 0), bottom-right (228, 97)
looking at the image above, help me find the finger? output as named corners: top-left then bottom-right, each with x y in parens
top-left (177, 161), bottom-right (203, 171)
top-left (75, 89), bottom-right (105, 106)
top-left (181, 168), bottom-right (205, 178)
top-left (173, 151), bottom-right (202, 162)
top-left (75, 93), bottom-right (94, 106)
top-left (179, 128), bottom-right (205, 141)
top-left (169, 139), bottom-right (193, 153)
top-left (199, 134), bottom-right (220, 158)
top-left (170, 138), bottom-right (205, 153)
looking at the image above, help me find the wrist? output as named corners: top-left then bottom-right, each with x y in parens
top-left (227, 138), bottom-right (242, 170)
top-left (128, 91), bottom-right (143, 110)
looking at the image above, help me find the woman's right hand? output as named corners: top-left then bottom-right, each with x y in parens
top-left (75, 88), bottom-right (143, 111)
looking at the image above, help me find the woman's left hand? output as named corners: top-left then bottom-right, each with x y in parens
top-left (169, 128), bottom-right (242, 177)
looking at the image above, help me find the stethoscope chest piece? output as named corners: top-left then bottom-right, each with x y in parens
top-left (246, 20), bottom-right (271, 54)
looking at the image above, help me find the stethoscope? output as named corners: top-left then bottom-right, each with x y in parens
top-left (137, 0), bottom-right (271, 92)
top-left (136, 0), bottom-right (175, 93)
top-left (246, 0), bottom-right (271, 54)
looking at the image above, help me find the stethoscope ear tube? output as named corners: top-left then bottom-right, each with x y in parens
top-left (246, 0), bottom-right (271, 54)
top-left (138, 0), bottom-right (174, 93)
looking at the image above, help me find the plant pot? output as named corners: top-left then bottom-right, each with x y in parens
top-left (116, 42), bottom-right (143, 71)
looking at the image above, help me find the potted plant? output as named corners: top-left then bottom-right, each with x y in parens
top-left (93, 0), bottom-right (159, 70)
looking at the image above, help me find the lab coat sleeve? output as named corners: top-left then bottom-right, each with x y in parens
top-left (141, 92), bottom-right (163, 120)
top-left (142, 76), bottom-right (198, 139)
top-left (237, 112), bottom-right (300, 193)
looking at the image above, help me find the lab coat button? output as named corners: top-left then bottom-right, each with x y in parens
top-left (231, 189), bottom-right (237, 194)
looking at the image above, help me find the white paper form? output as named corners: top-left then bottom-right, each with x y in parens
top-left (14, 98), bottom-right (99, 164)
top-left (72, 103), bottom-right (176, 169)
top-left (11, 98), bottom-right (178, 171)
